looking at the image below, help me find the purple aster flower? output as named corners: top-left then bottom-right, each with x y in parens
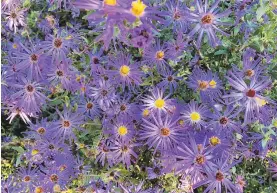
top-left (77, 97), bottom-right (101, 120)
top-left (89, 48), bottom-right (107, 77)
top-left (38, 16), bottom-right (57, 34)
top-left (157, 69), bottom-right (181, 94)
top-left (207, 104), bottom-right (240, 135)
top-left (5, 101), bottom-right (33, 124)
top-left (47, 60), bottom-right (78, 92)
top-left (42, 165), bottom-right (69, 191)
top-left (50, 107), bottom-right (84, 140)
top-left (142, 88), bottom-right (173, 114)
top-left (15, 165), bottom-right (40, 192)
top-left (1, 176), bottom-right (19, 193)
top-left (39, 31), bottom-right (72, 62)
top-left (181, 101), bottom-right (209, 128)
top-left (96, 139), bottom-right (113, 167)
top-left (73, 0), bottom-right (129, 50)
top-left (73, 156), bottom-right (91, 175)
top-left (142, 39), bottom-right (170, 71)
top-left (10, 77), bottom-right (48, 114)
top-left (186, 0), bottom-right (232, 47)
top-left (129, 24), bottom-right (154, 48)
top-left (14, 43), bottom-right (48, 80)
top-left (1, 0), bottom-right (21, 11)
top-left (235, 175), bottom-right (247, 192)
top-left (147, 162), bottom-right (164, 179)
top-left (163, 0), bottom-right (189, 32)
top-left (187, 68), bottom-right (223, 102)
top-left (90, 80), bottom-right (117, 109)
top-left (107, 53), bottom-right (143, 89)
top-left (233, 49), bottom-right (263, 80)
top-left (3, 8), bottom-right (26, 33)
top-left (110, 139), bottom-right (138, 168)
top-left (112, 94), bottom-right (139, 118)
top-left (193, 157), bottom-right (240, 193)
top-left (106, 114), bottom-right (135, 142)
top-left (36, 136), bottom-right (70, 157)
top-left (173, 136), bottom-right (215, 181)
top-left (141, 113), bottom-right (183, 152)
top-left (23, 118), bottom-right (51, 139)
top-left (223, 69), bottom-right (272, 124)
top-left (166, 32), bottom-right (188, 61)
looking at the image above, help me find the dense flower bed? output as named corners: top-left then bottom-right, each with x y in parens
top-left (1, 0), bottom-right (277, 192)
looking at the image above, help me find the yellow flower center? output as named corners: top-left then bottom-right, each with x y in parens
top-left (12, 43), bottom-right (18, 49)
top-left (131, 0), bottom-right (147, 17)
top-left (209, 80), bottom-right (217, 88)
top-left (209, 136), bottom-right (221, 146)
top-left (65, 35), bottom-right (72, 40)
top-left (178, 119), bottom-right (185, 125)
top-left (255, 97), bottom-right (267, 107)
top-left (118, 126), bottom-right (128, 136)
top-left (104, 0), bottom-right (117, 6)
top-left (35, 187), bottom-right (44, 193)
top-left (120, 65), bottom-right (130, 76)
top-left (190, 112), bottom-right (201, 122)
top-left (154, 98), bottom-right (165, 109)
top-left (143, 109), bottom-right (150, 117)
top-left (31, 149), bottom-right (39, 156)
top-left (156, 51), bottom-right (165, 60)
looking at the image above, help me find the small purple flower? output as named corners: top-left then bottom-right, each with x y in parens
top-left (174, 136), bottom-right (215, 179)
top-left (110, 139), bottom-right (138, 168)
top-left (147, 162), bottom-right (164, 179)
top-left (39, 31), bottom-right (72, 62)
top-left (47, 60), bottom-right (78, 92)
top-left (16, 165), bottom-right (40, 192)
top-left (141, 113), bottom-right (183, 152)
top-left (90, 80), bottom-right (117, 109)
top-left (50, 107), bottom-right (84, 140)
top-left (207, 104), bottom-right (240, 135)
top-left (14, 43), bottom-right (48, 80)
top-left (157, 69), bottom-right (181, 94)
top-left (107, 53), bottom-right (143, 89)
top-left (187, 68), bottom-right (223, 102)
top-left (142, 39), bottom-right (170, 71)
top-left (106, 114), bottom-right (135, 142)
top-left (163, 0), bottom-right (189, 32)
top-left (77, 97), bottom-right (101, 120)
top-left (142, 88), bottom-right (173, 114)
top-left (23, 118), bottom-right (51, 139)
top-left (96, 139), bottom-right (113, 167)
top-left (223, 69), bottom-right (272, 124)
top-left (4, 8), bottom-right (26, 33)
top-left (10, 77), bottom-right (48, 114)
top-left (186, 0), bottom-right (232, 47)
top-left (193, 157), bottom-right (240, 193)
top-left (129, 24), bottom-right (154, 48)
top-left (181, 101), bottom-right (209, 128)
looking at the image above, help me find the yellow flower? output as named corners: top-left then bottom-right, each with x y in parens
top-left (131, 0), bottom-right (147, 17)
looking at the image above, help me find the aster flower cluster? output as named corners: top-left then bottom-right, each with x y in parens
top-left (2, 0), bottom-right (277, 192)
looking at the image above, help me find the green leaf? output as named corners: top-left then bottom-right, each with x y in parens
top-left (256, 5), bottom-right (267, 20)
top-left (261, 138), bottom-right (268, 149)
top-left (12, 146), bottom-right (25, 153)
top-left (214, 49), bottom-right (228, 55)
